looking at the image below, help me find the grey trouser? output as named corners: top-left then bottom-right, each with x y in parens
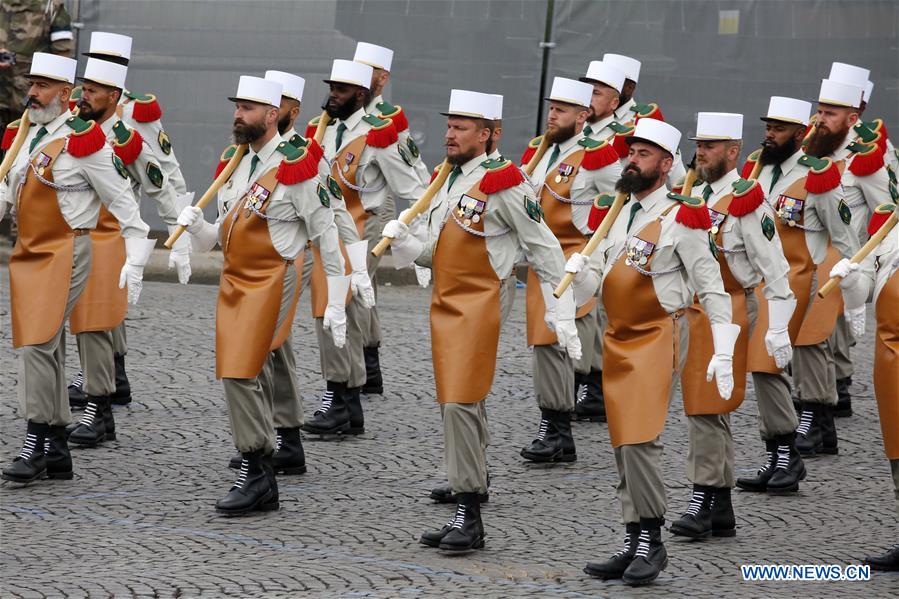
top-left (19, 235), bottom-right (92, 426)
top-left (314, 294), bottom-right (366, 388)
top-left (111, 322), bottom-right (127, 356)
top-left (830, 314), bottom-right (854, 381)
top-left (591, 296), bottom-right (606, 372)
top-left (574, 308), bottom-right (599, 375)
top-left (271, 333), bottom-right (303, 429)
top-left (358, 207), bottom-right (385, 349)
top-left (793, 340), bottom-right (838, 405)
top-left (441, 277), bottom-right (517, 493)
top-left (223, 266), bottom-right (297, 454)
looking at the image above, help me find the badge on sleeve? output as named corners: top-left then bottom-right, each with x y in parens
top-left (837, 199), bottom-right (852, 225)
top-left (524, 195), bottom-right (543, 222)
top-left (146, 162), bottom-right (163, 188)
top-left (407, 137), bottom-right (420, 159)
top-left (158, 130), bottom-right (172, 155)
top-left (113, 155), bottom-right (129, 179)
top-left (398, 144), bottom-right (413, 166)
top-left (317, 183), bottom-right (331, 208)
top-left (326, 175), bottom-right (343, 200)
top-left (761, 213), bottom-right (776, 241)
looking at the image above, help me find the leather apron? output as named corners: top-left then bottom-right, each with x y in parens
top-left (526, 149), bottom-right (596, 346)
top-left (430, 180), bottom-right (502, 405)
top-left (215, 167), bottom-right (292, 379)
top-left (874, 268), bottom-right (899, 459)
top-left (330, 135), bottom-right (369, 239)
top-left (10, 139), bottom-right (81, 348)
top-left (682, 194), bottom-right (750, 414)
top-left (602, 211), bottom-right (681, 447)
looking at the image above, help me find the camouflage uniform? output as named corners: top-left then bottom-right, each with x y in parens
top-left (0, 0), bottom-right (74, 131)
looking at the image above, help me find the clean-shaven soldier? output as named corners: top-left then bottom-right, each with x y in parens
top-left (519, 76), bottom-right (620, 464)
top-left (303, 59), bottom-right (422, 435)
top-left (671, 113), bottom-right (795, 540)
top-left (383, 90), bottom-right (577, 552)
top-left (176, 76), bottom-right (347, 515)
top-left (834, 206), bottom-right (898, 571)
top-left (565, 119), bottom-right (737, 586)
top-left (0, 54), bottom-right (153, 484)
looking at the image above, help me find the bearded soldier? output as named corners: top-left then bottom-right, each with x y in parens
top-left (383, 90), bottom-right (577, 552)
top-left (0, 54), bottom-right (153, 484)
top-left (565, 119), bottom-right (737, 585)
top-left (175, 76), bottom-right (348, 514)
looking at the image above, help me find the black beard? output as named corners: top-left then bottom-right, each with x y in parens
top-left (616, 164), bottom-right (659, 194)
top-left (447, 147), bottom-right (478, 166)
top-left (696, 159), bottom-right (728, 184)
top-left (76, 102), bottom-right (101, 122)
top-left (277, 113), bottom-right (292, 136)
top-left (233, 119), bottom-right (267, 144)
top-left (326, 94), bottom-right (359, 121)
top-left (805, 125), bottom-right (849, 158)
top-left (545, 121), bottom-right (577, 145)
top-left (759, 137), bottom-right (798, 166)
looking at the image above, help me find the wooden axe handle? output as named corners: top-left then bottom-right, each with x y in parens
top-left (818, 210), bottom-right (897, 298)
top-left (681, 168), bottom-right (698, 197)
top-left (522, 136), bottom-right (550, 177)
top-left (313, 111), bottom-right (331, 144)
top-left (0, 109), bottom-right (31, 183)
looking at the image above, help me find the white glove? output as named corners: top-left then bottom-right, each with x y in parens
top-left (564, 252), bottom-right (597, 308)
top-left (166, 225), bottom-right (192, 284)
top-left (706, 323), bottom-right (741, 400)
top-left (382, 218), bottom-right (409, 242)
top-left (831, 258), bottom-right (868, 338)
top-left (118, 237), bottom-right (156, 305)
top-left (539, 282), bottom-right (558, 332)
top-left (413, 265), bottom-right (431, 288)
top-left (764, 298), bottom-right (796, 369)
top-left (323, 275), bottom-right (350, 348)
top-left (404, 209), bottom-right (428, 244)
top-left (346, 240), bottom-right (375, 308)
top-left (383, 218), bottom-right (423, 269)
top-left (177, 205), bottom-right (205, 234)
top-left (844, 305), bottom-right (866, 339)
top-left (554, 287), bottom-right (582, 361)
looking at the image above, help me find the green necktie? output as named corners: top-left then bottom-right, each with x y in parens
top-left (247, 154), bottom-right (260, 181)
top-left (447, 165), bottom-right (463, 191)
top-left (626, 200), bottom-right (642, 232)
top-left (702, 183), bottom-right (713, 202)
top-left (335, 122), bottom-right (347, 150)
top-left (769, 164), bottom-right (782, 193)
top-left (547, 144), bottom-right (561, 168)
top-left (583, 125), bottom-right (593, 136)
top-left (29, 126), bottom-right (48, 154)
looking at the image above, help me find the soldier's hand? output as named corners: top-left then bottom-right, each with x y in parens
top-left (564, 252), bottom-right (589, 283)
top-left (118, 238), bottom-right (156, 305)
top-left (413, 265), bottom-right (431, 288)
top-left (324, 275), bottom-right (350, 348)
top-left (554, 287), bottom-right (582, 361)
top-left (844, 305), bottom-right (866, 339)
top-left (706, 323), bottom-right (741, 399)
top-left (382, 219), bottom-right (409, 242)
top-left (764, 327), bottom-right (792, 369)
top-left (346, 240), bottom-right (375, 308)
top-left (168, 233), bottom-right (192, 285)
top-left (177, 206), bottom-right (205, 234)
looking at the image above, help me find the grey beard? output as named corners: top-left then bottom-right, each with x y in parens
top-left (696, 160), bottom-right (728, 185)
top-left (29, 95), bottom-right (63, 124)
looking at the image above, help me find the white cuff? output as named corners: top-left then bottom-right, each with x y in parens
top-left (346, 240), bottom-right (369, 273)
top-left (711, 323), bottom-right (741, 357)
top-left (391, 237), bottom-right (423, 270)
top-left (767, 298), bottom-right (796, 331)
top-left (124, 237), bottom-right (156, 267)
top-left (556, 287), bottom-right (576, 321)
top-left (326, 275), bottom-right (351, 309)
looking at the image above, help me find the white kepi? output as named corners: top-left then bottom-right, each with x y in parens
top-left (442, 89), bottom-right (495, 119)
top-left (602, 53), bottom-right (641, 82)
top-left (265, 70), bottom-right (305, 102)
top-left (626, 118), bottom-right (681, 156)
top-left (353, 42), bottom-right (393, 72)
top-left (691, 112), bottom-right (743, 141)
top-left (80, 57), bottom-right (128, 89)
top-left (761, 96), bottom-right (812, 126)
top-left (29, 52), bottom-right (76, 83)
top-left (324, 59), bottom-right (372, 89)
top-left (228, 76), bottom-right (283, 107)
top-left (85, 32), bottom-right (133, 61)
top-left (546, 76), bottom-right (593, 108)
top-left (818, 78), bottom-right (864, 109)
top-left (581, 61), bottom-right (625, 93)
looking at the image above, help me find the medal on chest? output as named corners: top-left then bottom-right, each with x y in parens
top-left (456, 194), bottom-right (486, 226)
top-left (709, 209), bottom-right (727, 235)
top-left (554, 163), bottom-right (574, 184)
top-left (625, 236), bottom-right (655, 267)
top-left (776, 195), bottom-right (803, 227)
top-left (36, 152), bottom-right (52, 177)
top-left (244, 182), bottom-right (271, 218)
top-left (342, 151), bottom-right (355, 173)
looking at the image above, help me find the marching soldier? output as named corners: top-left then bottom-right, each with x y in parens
top-left (0, 53), bottom-right (153, 484)
top-left (672, 112), bottom-right (795, 539)
top-left (519, 76), bottom-right (619, 463)
top-left (737, 95), bottom-right (860, 492)
top-left (383, 89), bottom-right (578, 551)
top-left (565, 119), bottom-right (737, 585)
top-left (174, 75), bottom-right (348, 514)
top-left (302, 59), bottom-right (423, 436)
top-left (832, 206), bottom-right (898, 571)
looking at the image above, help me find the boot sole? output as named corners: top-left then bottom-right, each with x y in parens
top-left (820, 447), bottom-right (838, 455)
top-left (301, 423), bottom-right (351, 436)
top-left (276, 465), bottom-right (307, 475)
top-left (735, 482), bottom-right (769, 492)
top-left (68, 437), bottom-right (107, 448)
top-left (584, 568), bottom-right (625, 581)
top-left (768, 465), bottom-right (807, 494)
top-left (1, 470), bottom-right (47, 484)
top-left (520, 451), bottom-right (563, 463)
top-left (419, 536), bottom-right (443, 548)
top-left (669, 526), bottom-right (712, 539)
top-left (46, 470), bottom-right (74, 480)
top-left (622, 557), bottom-right (668, 586)
top-left (438, 538), bottom-right (485, 552)
top-left (344, 427), bottom-right (365, 435)
top-left (216, 492), bottom-right (278, 516)
top-left (712, 528), bottom-right (737, 537)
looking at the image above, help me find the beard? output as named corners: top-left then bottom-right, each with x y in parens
top-left (446, 146), bottom-right (477, 166)
top-left (29, 94), bottom-right (64, 124)
top-left (804, 124), bottom-right (849, 158)
top-left (232, 118), bottom-right (267, 145)
top-left (76, 100), bottom-right (103, 122)
top-left (544, 121), bottom-right (577, 145)
top-left (277, 113), bottom-right (292, 136)
top-left (325, 94), bottom-right (358, 121)
top-left (587, 107), bottom-right (600, 124)
top-left (696, 157), bottom-right (728, 184)
top-left (616, 163), bottom-right (659, 194)
top-left (759, 136), bottom-right (799, 166)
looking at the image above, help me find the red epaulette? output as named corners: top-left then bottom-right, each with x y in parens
top-left (111, 121), bottom-right (144, 166)
top-left (580, 139), bottom-right (619, 170)
top-left (479, 159), bottom-right (524, 194)
top-left (848, 142), bottom-right (885, 177)
top-left (1, 119), bottom-right (20, 151)
top-left (65, 119), bottom-right (106, 158)
top-left (305, 138), bottom-right (324, 164)
top-left (365, 118), bottom-right (398, 148)
top-left (611, 131), bottom-right (632, 159)
top-left (668, 193), bottom-right (712, 229)
top-left (214, 144), bottom-right (239, 179)
top-left (801, 155), bottom-right (842, 194)
top-left (128, 94), bottom-right (163, 123)
top-left (377, 103), bottom-right (409, 133)
top-left (520, 136), bottom-right (542, 166)
top-left (587, 193), bottom-right (618, 232)
top-left (728, 179), bottom-right (766, 217)
top-left (304, 121), bottom-right (318, 139)
top-left (275, 144), bottom-right (318, 185)
top-left (429, 166), bottom-right (440, 184)
top-left (740, 149), bottom-right (761, 179)
top-left (867, 203), bottom-right (895, 236)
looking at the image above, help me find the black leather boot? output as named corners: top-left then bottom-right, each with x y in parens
top-left (574, 369), bottom-right (606, 422)
top-left (68, 370), bottom-right (87, 409)
top-left (435, 493), bottom-right (485, 551)
top-left (864, 545), bottom-right (899, 572)
top-left (215, 450), bottom-right (278, 515)
top-left (429, 480), bottom-right (489, 504)
top-left (68, 397), bottom-right (112, 447)
top-left (111, 353), bottom-right (132, 406)
top-left (44, 425), bottom-right (73, 480)
top-left (767, 433), bottom-right (807, 493)
top-left (584, 522), bottom-right (640, 580)
top-left (834, 377), bottom-right (852, 417)
top-left (361, 346), bottom-right (383, 395)
top-left (622, 518), bottom-right (668, 586)
top-left (1, 421), bottom-right (49, 483)
top-left (670, 485), bottom-right (713, 539)
top-left (262, 452), bottom-right (279, 507)
top-left (819, 404), bottom-right (839, 454)
top-left (301, 382), bottom-right (350, 435)
top-left (272, 428), bottom-right (306, 475)
top-left (736, 438), bottom-right (778, 492)
top-left (709, 487), bottom-right (736, 537)
top-left (795, 403), bottom-right (824, 456)
top-left (556, 411), bottom-right (577, 462)
top-left (520, 409), bottom-right (563, 462)
top-left (345, 386), bottom-right (365, 435)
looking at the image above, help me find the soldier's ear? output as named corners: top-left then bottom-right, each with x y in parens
top-left (611, 93), bottom-right (620, 111)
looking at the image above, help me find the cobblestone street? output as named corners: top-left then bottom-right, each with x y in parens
top-left (1, 274), bottom-right (896, 597)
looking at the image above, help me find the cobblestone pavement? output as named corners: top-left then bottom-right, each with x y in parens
top-left (1, 274), bottom-right (896, 598)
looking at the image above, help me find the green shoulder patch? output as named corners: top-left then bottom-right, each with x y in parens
top-left (481, 158), bottom-right (508, 170)
top-left (797, 154), bottom-right (831, 172)
top-left (275, 141), bottom-right (303, 161)
top-left (158, 130), bottom-right (172, 155)
top-left (524, 195), bottom-right (543, 222)
top-left (317, 183), bottom-right (331, 208)
top-left (890, 182), bottom-right (898, 202)
top-left (146, 162), bottom-right (163, 188)
top-left (220, 144), bottom-right (238, 162)
top-left (112, 120), bottom-right (132, 144)
top-left (608, 121), bottom-right (633, 135)
top-left (327, 175), bottom-right (343, 199)
top-left (847, 141), bottom-right (875, 155)
top-left (112, 155), bottom-right (129, 179)
top-left (70, 86), bottom-right (83, 102)
top-left (124, 90), bottom-right (154, 102)
top-left (731, 178), bottom-right (755, 195)
top-left (376, 100), bottom-right (400, 117)
top-left (838, 199), bottom-right (852, 225)
top-left (594, 192), bottom-right (617, 209)
top-left (853, 121), bottom-right (879, 144)
top-left (527, 135), bottom-right (543, 149)
top-left (65, 116), bottom-right (92, 134)
top-left (747, 148), bottom-right (762, 162)
top-left (577, 136), bottom-right (603, 150)
top-left (406, 137), bottom-right (420, 159)
top-left (288, 134), bottom-right (306, 149)
top-left (398, 143), bottom-right (413, 166)
top-left (667, 191), bottom-right (705, 208)
top-left (362, 113), bottom-right (390, 128)
top-left (631, 102), bottom-right (658, 116)
top-left (761, 213), bottom-right (776, 241)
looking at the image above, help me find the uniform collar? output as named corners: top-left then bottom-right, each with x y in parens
top-left (339, 106), bottom-right (367, 133)
top-left (706, 168), bottom-right (741, 198)
top-left (780, 148), bottom-right (804, 177)
top-left (99, 115), bottom-right (117, 136)
top-left (281, 128), bottom-right (300, 143)
top-left (615, 98), bottom-right (636, 122)
top-left (40, 109), bottom-right (74, 137)
top-left (249, 133), bottom-right (282, 165)
top-left (589, 113), bottom-right (616, 134)
top-left (366, 94), bottom-right (384, 114)
top-left (632, 184), bottom-right (670, 212)
top-left (488, 149), bottom-right (502, 160)
top-left (554, 132), bottom-right (582, 159)
top-left (832, 131), bottom-right (854, 160)
top-left (461, 152), bottom-right (488, 176)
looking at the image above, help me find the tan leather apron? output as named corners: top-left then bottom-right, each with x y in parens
top-left (526, 149), bottom-right (596, 346)
top-left (330, 135), bottom-right (369, 239)
top-left (602, 212), bottom-right (680, 447)
top-left (309, 241), bottom-right (351, 318)
top-left (270, 255), bottom-right (303, 350)
top-left (215, 168), bottom-right (292, 379)
top-left (682, 194), bottom-right (750, 414)
top-left (430, 180), bottom-right (502, 404)
top-left (10, 139), bottom-right (82, 348)
top-left (874, 268), bottom-right (899, 460)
